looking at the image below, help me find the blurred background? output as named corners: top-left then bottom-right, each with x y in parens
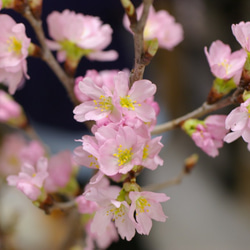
top-left (1, 0), bottom-right (250, 249)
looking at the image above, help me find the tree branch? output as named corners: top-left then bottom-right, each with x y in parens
top-left (152, 95), bottom-right (234, 135)
top-left (22, 6), bottom-right (79, 106)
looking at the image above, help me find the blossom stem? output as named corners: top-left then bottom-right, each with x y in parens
top-left (142, 169), bottom-right (186, 191)
top-left (152, 96), bottom-right (234, 135)
top-left (48, 199), bottom-right (77, 213)
top-left (22, 6), bottom-right (79, 106)
top-left (128, 0), bottom-right (154, 85)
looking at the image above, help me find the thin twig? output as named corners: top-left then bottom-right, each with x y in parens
top-left (152, 96), bottom-right (234, 135)
top-left (48, 200), bottom-right (76, 214)
top-left (128, 0), bottom-right (154, 84)
top-left (22, 6), bottom-right (79, 106)
top-left (142, 169), bottom-right (186, 192)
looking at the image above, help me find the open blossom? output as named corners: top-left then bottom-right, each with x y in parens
top-left (77, 124), bottom-right (143, 176)
top-left (73, 71), bottom-right (157, 125)
top-left (0, 14), bottom-right (30, 94)
top-left (123, 4), bottom-right (183, 50)
top-left (129, 191), bottom-right (169, 235)
top-left (74, 69), bottom-right (128, 103)
top-left (0, 90), bottom-right (22, 122)
top-left (91, 200), bottom-right (136, 241)
top-left (44, 150), bottom-right (76, 193)
top-left (85, 219), bottom-right (119, 250)
top-left (0, 134), bottom-right (45, 176)
top-left (73, 75), bottom-right (122, 123)
top-left (7, 157), bottom-right (49, 201)
top-left (84, 177), bottom-right (136, 241)
top-left (115, 72), bottom-right (157, 122)
top-left (204, 40), bottom-right (246, 84)
top-left (224, 98), bottom-right (250, 151)
top-left (232, 21), bottom-right (250, 52)
top-left (46, 9), bottom-right (118, 62)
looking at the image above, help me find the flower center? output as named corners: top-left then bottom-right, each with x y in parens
top-left (107, 204), bottom-right (126, 222)
top-left (218, 59), bottom-right (232, 75)
top-left (113, 145), bottom-right (133, 166)
top-left (120, 95), bottom-right (136, 110)
top-left (136, 197), bottom-right (151, 214)
top-left (143, 145), bottom-right (149, 160)
top-left (93, 95), bottom-right (113, 112)
top-left (88, 154), bottom-right (99, 169)
top-left (8, 36), bottom-right (22, 55)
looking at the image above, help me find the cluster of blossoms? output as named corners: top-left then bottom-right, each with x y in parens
top-left (1, 0), bottom-right (250, 249)
top-left (2, 133), bottom-right (79, 203)
top-left (73, 69), bottom-right (169, 247)
top-left (182, 21), bottom-right (250, 157)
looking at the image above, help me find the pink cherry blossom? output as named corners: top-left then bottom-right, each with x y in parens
top-left (73, 71), bottom-right (157, 125)
top-left (123, 4), bottom-right (183, 50)
top-left (232, 21), bottom-right (250, 52)
top-left (224, 98), bottom-right (250, 151)
top-left (84, 177), bottom-right (135, 241)
top-left (129, 191), bottom-right (169, 235)
top-left (74, 69), bottom-right (126, 103)
top-left (204, 40), bottom-right (246, 84)
top-left (114, 71), bottom-right (157, 122)
top-left (44, 151), bottom-right (75, 193)
top-left (0, 14), bottom-right (30, 94)
top-left (73, 76), bottom-right (122, 123)
top-left (0, 90), bottom-right (22, 122)
top-left (75, 195), bottom-right (99, 214)
top-left (191, 115), bottom-right (228, 157)
top-left (0, 134), bottom-right (45, 176)
top-left (85, 219), bottom-right (119, 250)
top-left (91, 200), bottom-right (136, 241)
top-left (46, 9), bottom-right (118, 62)
top-left (7, 157), bottom-right (49, 201)
top-left (97, 125), bottom-right (143, 176)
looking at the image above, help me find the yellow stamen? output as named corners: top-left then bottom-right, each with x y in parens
top-left (7, 36), bottom-right (22, 55)
top-left (136, 197), bottom-right (151, 214)
top-left (120, 95), bottom-right (137, 110)
top-left (93, 95), bottom-right (113, 112)
top-left (113, 145), bottom-right (133, 166)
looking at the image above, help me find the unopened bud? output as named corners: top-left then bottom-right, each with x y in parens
top-left (184, 154), bottom-right (199, 173)
top-left (142, 38), bottom-right (159, 65)
top-left (121, 0), bottom-right (135, 16)
top-left (121, 0), bottom-right (137, 26)
top-left (28, 0), bottom-right (43, 19)
top-left (207, 78), bottom-right (237, 104)
top-left (28, 43), bottom-right (42, 57)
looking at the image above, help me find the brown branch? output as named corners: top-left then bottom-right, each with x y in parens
top-left (122, 0), bottom-right (154, 85)
top-left (152, 95), bottom-right (235, 135)
top-left (142, 169), bottom-right (187, 192)
top-left (22, 6), bottom-right (79, 106)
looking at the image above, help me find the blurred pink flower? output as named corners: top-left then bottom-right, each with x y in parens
top-left (44, 150), bottom-right (75, 193)
top-left (0, 14), bottom-right (30, 94)
top-left (7, 157), bottom-right (49, 201)
top-left (204, 40), bottom-right (246, 84)
top-left (0, 90), bottom-right (22, 121)
top-left (46, 9), bottom-right (118, 62)
top-left (123, 4), bottom-right (183, 50)
top-left (0, 134), bottom-right (45, 176)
